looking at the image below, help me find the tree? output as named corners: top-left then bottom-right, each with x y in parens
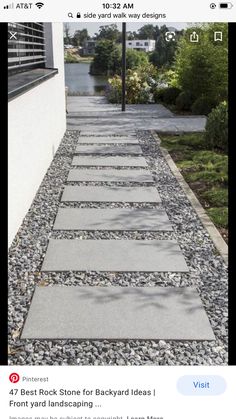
top-left (95, 24), bottom-right (121, 42)
top-left (127, 31), bottom-right (136, 40)
top-left (72, 29), bottom-right (89, 47)
top-left (90, 41), bottom-right (150, 76)
top-left (90, 40), bottom-right (120, 75)
top-left (149, 25), bottom-right (183, 68)
top-left (174, 23), bottom-right (228, 103)
top-left (137, 24), bottom-right (160, 40)
top-left (64, 23), bottom-right (71, 45)
top-left (126, 49), bottom-right (149, 71)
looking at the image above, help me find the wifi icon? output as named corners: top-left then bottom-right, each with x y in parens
top-left (35, 2), bottom-right (44, 8)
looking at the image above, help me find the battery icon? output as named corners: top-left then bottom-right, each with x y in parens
top-left (219, 2), bottom-right (233, 7)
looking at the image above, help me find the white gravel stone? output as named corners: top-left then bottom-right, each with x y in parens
top-left (8, 130), bottom-right (228, 366)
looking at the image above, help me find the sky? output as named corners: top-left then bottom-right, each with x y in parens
top-left (66, 22), bottom-right (188, 36)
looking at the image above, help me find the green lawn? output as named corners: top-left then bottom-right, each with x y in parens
top-left (160, 133), bottom-right (228, 242)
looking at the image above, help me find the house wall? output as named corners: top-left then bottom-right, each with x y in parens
top-left (8, 23), bottom-right (66, 246)
top-left (126, 40), bottom-right (156, 52)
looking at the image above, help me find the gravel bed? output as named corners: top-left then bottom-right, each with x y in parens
top-left (8, 130), bottom-right (228, 366)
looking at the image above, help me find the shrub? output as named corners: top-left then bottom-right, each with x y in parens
top-left (163, 87), bottom-right (182, 104)
top-left (90, 40), bottom-right (118, 75)
top-left (105, 76), bottom-right (122, 103)
top-left (205, 101), bottom-right (228, 152)
top-left (126, 49), bottom-right (149, 71)
top-left (106, 68), bottom-right (152, 104)
top-left (191, 96), bottom-right (216, 115)
top-left (153, 87), bottom-right (166, 103)
top-left (153, 86), bottom-right (181, 104)
top-left (176, 91), bottom-right (194, 111)
top-left (174, 23), bottom-right (228, 104)
top-left (106, 63), bottom-right (158, 104)
top-left (64, 52), bottom-right (79, 63)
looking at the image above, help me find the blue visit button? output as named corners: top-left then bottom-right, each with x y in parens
top-left (177, 375), bottom-right (227, 396)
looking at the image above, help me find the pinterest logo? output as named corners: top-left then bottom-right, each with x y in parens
top-left (9, 373), bottom-right (20, 383)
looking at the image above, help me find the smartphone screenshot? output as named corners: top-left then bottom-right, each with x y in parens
top-left (2, 0), bottom-right (235, 418)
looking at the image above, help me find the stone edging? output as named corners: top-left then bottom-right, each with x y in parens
top-left (151, 131), bottom-right (228, 265)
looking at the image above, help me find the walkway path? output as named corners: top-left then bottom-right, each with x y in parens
top-left (67, 96), bottom-right (206, 133)
top-left (8, 97), bottom-right (228, 365)
top-left (22, 129), bottom-right (214, 341)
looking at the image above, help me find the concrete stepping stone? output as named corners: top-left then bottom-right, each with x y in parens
top-left (21, 286), bottom-right (214, 340)
top-left (61, 186), bottom-right (161, 203)
top-left (80, 132), bottom-right (136, 137)
top-left (72, 156), bottom-right (148, 167)
top-left (78, 137), bottom-right (139, 144)
top-left (67, 169), bottom-right (154, 183)
top-left (75, 145), bottom-right (143, 155)
top-left (53, 208), bottom-right (173, 231)
top-left (41, 239), bottom-right (189, 272)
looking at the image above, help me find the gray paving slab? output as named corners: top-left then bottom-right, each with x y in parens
top-left (75, 145), bottom-right (143, 155)
top-left (41, 239), bottom-right (189, 272)
top-left (61, 186), bottom-right (161, 203)
top-left (72, 156), bottom-right (148, 167)
top-left (67, 169), bottom-right (154, 183)
top-left (67, 118), bottom-right (206, 133)
top-left (21, 286), bottom-right (214, 340)
top-left (67, 97), bottom-right (174, 117)
top-left (53, 208), bottom-right (173, 231)
top-left (79, 131), bottom-right (136, 136)
top-left (69, 104), bottom-right (174, 118)
top-left (77, 136), bottom-right (139, 144)
top-left (80, 132), bottom-right (136, 136)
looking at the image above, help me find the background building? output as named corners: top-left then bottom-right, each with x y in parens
top-left (126, 39), bottom-right (156, 52)
top-left (81, 39), bottom-right (97, 56)
top-left (8, 22), bottom-right (66, 246)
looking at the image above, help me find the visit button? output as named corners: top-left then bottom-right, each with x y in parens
top-left (177, 375), bottom-right (226, 396)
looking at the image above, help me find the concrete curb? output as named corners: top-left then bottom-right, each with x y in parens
top-left (151, 131), bottom-right (228, 265)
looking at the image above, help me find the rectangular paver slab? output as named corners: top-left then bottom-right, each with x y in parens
top-left (53, 208), bottom-right (173, 231)
top-left (67, 169), bottom-right (154, 183)
top-left (61, 186), bottom-right (161, 203)
top-left (21, 286), bottom-right (215, 340)
top-left (78, 137), bottom-right (139, 144)
top-left (75, 145), bottom-right (143, 155)
top-left (41, 239), bottom-right (189, 272)
top-left (80, 132), bottom-right (136, 137)
top-left (72, 156), bottom-right (148, 167)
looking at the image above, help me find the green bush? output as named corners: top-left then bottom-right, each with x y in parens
top-left (90, 40), bottom-right (118, 75)
top-left (176, 91), bottom-right (194, 111)
top-left (162, 87), bottom-right (182, 104)
top-left (205, 101), bottom-right (228, 152)
top-left (107, 68), bottom-right (152, 104)
top-left (174, 23), bottom-right (228, 105)
top-left (106, 77), bottom-right (122, 103)
top-left (126, 49), bottom-right (149, 71)
top-left (153, 86), bottom-right (181, 104)
top-left (153, 87), bottom-right (166, 103)
top-left (64, 52), bottom-right (79, 63)
top-left (191, 96), bottom-right (216, 116)
top-left (90, 41), bottom-right (150, 76)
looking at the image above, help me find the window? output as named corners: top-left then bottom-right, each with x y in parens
top-left (8, 22), bottom-right (46, 74)
top-left (8, 22), bottom-right (58, 100)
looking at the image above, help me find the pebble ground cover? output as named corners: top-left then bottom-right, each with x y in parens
top-left (8, 131), bottom-right (228, 366)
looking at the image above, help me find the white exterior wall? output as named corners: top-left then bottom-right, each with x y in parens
top-left (8, 23), bottom-right (66, 246)
top-left (126, 39), bottom-right (156, 52)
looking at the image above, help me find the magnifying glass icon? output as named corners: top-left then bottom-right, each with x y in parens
top-left (68, 12), bottom-right (73, 18)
